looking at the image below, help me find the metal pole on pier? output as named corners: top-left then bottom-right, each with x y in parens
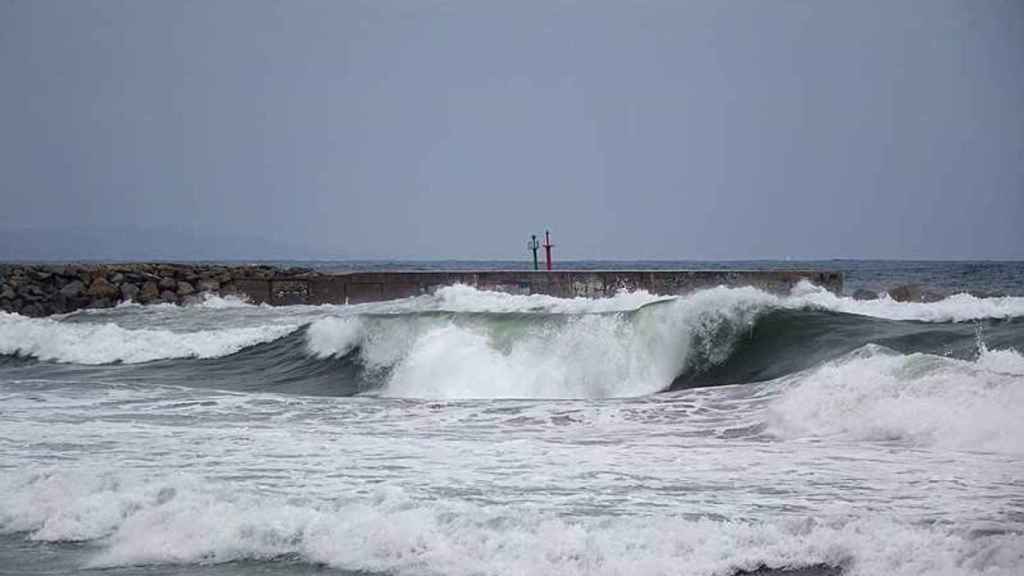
top-left (542, 230), bottom-right (554, 271)
top-left (528, 235), bottom-right (540, 271)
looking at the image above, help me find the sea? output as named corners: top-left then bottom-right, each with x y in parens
top-left (1, 260), bottom-right (1022, 576)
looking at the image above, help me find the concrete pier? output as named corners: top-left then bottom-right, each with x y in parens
top-left (0, 264), bottom-right (842, 316)
top-left (255, 269), bottom-right (843, 305)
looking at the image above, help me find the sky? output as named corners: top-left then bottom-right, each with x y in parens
top-left (1, 0), bottom-right (1022, 261)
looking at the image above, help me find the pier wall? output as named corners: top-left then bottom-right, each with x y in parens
top-left (0, 264), bottom-right (842, 316)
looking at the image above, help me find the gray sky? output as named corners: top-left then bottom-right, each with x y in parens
top-left (1, 0), bottom-right (1021, 261)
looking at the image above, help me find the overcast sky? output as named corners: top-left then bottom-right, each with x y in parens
top-left (1, 0), bottom-right (1021, 261)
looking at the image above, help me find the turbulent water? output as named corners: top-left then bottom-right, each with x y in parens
top-left (1, 263), bottom-right (1023, 576)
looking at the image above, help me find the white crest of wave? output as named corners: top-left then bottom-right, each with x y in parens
top-left (0, 311), bottom-right (298, 364)
top-left (302, 282), bottom-right (1024, 399)
top-left (768, 344), bottom-right (1024, 454)
top-left (305, 286), bottom-right (773, 399)
top-left (2, 470), bottom-right (1021, 576)
top-left (786, 281), bottom-right (1024, 322)
top-left (306, 316), bottom-right (364, 358)
top-left (424, 283), bottom-right (674, 313)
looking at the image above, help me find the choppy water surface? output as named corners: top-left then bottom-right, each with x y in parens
top-left (1, 263), bottom-right (1023, 576)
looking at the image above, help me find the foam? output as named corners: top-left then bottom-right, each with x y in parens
top-left (785, 282), bottom-right (1024, 322)
top-left (767, 344), bottom-right (1024, 454)
top-left (0, 311), bottom-right (298, 364)
top-left (306, 316), bottom-right (364, 358)
top-left (421, 283), bottom-right (674, 313)
top-left (1, 470), bottom-right (1020, 576)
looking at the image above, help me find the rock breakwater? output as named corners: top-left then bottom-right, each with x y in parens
top-left (0, 263), bottom-right (305, 317)
top-left (0, 265), bottom-right (846, 317)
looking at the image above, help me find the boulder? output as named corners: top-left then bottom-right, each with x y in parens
top-left (197, 279), bottom-right (220, 293)
top-left (121, 283), bottom-right (140, 301)
top-left (60, 280), bottom-right (85, 298)
top-left (158, 276), bottom-right (177, 290)
top-left (87, 298), bottom-right (112, 309)
top-left (0, 284), bottom-right (14, 301)
top-left (181, 294), bottom-right (204, 306)
top-left (852, 289), bottom-right (878, 301)
top-left (87, 277), bottom-right (120, 299)
top-left (887, 284), bottom-right (945, 303)
top-left (159, 290), bottom-right (178, 303)
top-left (21, 303), bottom-right (44, 317)
top-left (176, 281), bottom-right (195, 296)
top-left (17, 284), bottom-right (45, 301)
top-left (140, 281), bottom-right (160, 302)
top-left (109, 272), bottom-right (125, 285)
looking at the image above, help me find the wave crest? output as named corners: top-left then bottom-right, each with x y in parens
top-left (767, 344), bottom-right (1024, 453)
top-left (0, 311), bottom-right (298, 364)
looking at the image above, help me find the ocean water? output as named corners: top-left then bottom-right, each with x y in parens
top-left (1, 261), bottom-right (1022, 576)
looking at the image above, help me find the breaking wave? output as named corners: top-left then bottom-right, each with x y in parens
top-left (1, 470), bottom-right (1021, 576)
top-left (0, 311), bottom-right (299, 364)
top-left (0, 284), bottom-right (1022, 399)
top-left (767, 344), bottom-right (1024, 454)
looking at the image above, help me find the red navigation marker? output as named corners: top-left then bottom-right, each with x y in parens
top-left (542, 230), bottom-right (554, 271)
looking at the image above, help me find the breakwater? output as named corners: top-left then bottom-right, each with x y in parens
top-left (0, 264), bottom-right (843, 316)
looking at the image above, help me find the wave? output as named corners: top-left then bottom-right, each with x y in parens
top-left (1, 285), bottom-right (1023, 399)
top-left (2, 470), bottom-right (1020, 576)
top-left (0, 311), bottom-right (299, 364)
top-left (766, 344), bottom-right (1024, 454)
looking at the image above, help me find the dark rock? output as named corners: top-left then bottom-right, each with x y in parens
top-left (887, 284), bottom-right (945, 303)
top-left (60, 280), bottom-right (85, 298)
top-left (0, 284), bottom-right (14, 301)
top-left (120, 283), bottom-right (140, 301)
top-left (181, 294), bottom-right (204, 306)
top-left (109, 272), bottom-right (125, 284)
top-left (17, 284), bottom-right (45, 301)
top-left (852, 289), bottom-right (878, 301)
top-left (32, 270), bottom-right (53, 281)
top-left (158, 276), bottom-right (177, 290)
top-left (87, 277), bottom-right (120, 299)
top-left (197, 279), bottom-right (219, 293)
top-left (159, 290), bottom-right (178, 303)
top-left (21, 303), bottom-right (44, 317)
top-left (140, 281), bottom-right (160, 302)
top-left (87, 298), bottom-right (112, 309)
top-left (176, 281), bottom-right (195, 296)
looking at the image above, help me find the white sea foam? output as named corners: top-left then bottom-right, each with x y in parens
top-left (767, 345), bottom-right (1024, 454)
top-left (0, 311), bottom-right (298, 364)
top-left (785, 281), bottom-right (1024, 322)
top-left (1, 470), bottom-right (1020, 576)
top-left (423, 281), bottom-right (1024, 322)
top-left (423, 283), bottom-right (674, 313)
top-left (306, 316), bottom-right (364, 358)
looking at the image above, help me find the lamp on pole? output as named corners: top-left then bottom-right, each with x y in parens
top-left (528, 235), bottom-right (540, 271)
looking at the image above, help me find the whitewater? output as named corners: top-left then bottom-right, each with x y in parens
top-left (1, 274), bottom-right (1023, 576)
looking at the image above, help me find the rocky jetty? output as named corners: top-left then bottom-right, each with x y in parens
top-left (0, 263), bottom-right (310, 317)
top-left (1, 265), bottom-right (848, 317)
